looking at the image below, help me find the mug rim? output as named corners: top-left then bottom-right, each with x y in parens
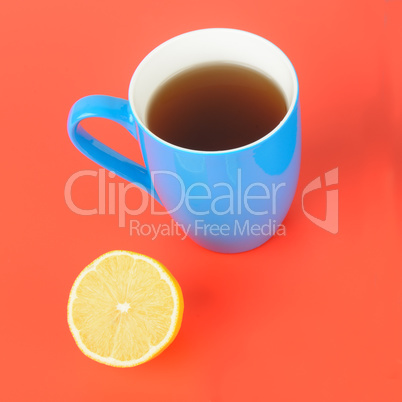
top-left (128, 28), bottom-right (299, 155)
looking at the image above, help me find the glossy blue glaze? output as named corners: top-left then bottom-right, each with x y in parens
top-left (67, 92), bottom-right (300, 253)
top-left (67, 95), bottom-right (160, 203)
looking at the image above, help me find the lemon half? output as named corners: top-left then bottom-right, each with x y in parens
top-left (67, 250), bottom-right (183, 367)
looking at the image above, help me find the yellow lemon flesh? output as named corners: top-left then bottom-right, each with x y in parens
top-left (67, 250), bottom-right (183, 367)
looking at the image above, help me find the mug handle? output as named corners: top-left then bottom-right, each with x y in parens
top-left (67, 95), bottom-right (160, 203)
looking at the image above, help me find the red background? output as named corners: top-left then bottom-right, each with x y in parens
top-left (1, 0), bottom-right (401, 401)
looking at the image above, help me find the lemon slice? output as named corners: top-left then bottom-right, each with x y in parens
top-left (67, 250), bottom-right (183, 367)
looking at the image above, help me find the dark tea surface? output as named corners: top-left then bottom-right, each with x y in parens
top-left (146, 63), bottom-right (287, 151)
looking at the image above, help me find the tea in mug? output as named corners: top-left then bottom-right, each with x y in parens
top-left (147, 63), bottom-right (288, 151)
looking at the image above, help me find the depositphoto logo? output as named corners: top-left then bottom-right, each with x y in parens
top-left (64, 167), bottom-right (338, 238)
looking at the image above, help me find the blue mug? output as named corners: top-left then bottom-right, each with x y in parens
top-left (67, 28), bottom-right (300, 253)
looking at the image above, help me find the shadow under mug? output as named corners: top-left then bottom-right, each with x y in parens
top-left (67, 28), bottom-right (301, 253)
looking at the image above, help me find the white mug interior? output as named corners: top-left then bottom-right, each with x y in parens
top-left (129, 28), bottom-right (298, 144)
